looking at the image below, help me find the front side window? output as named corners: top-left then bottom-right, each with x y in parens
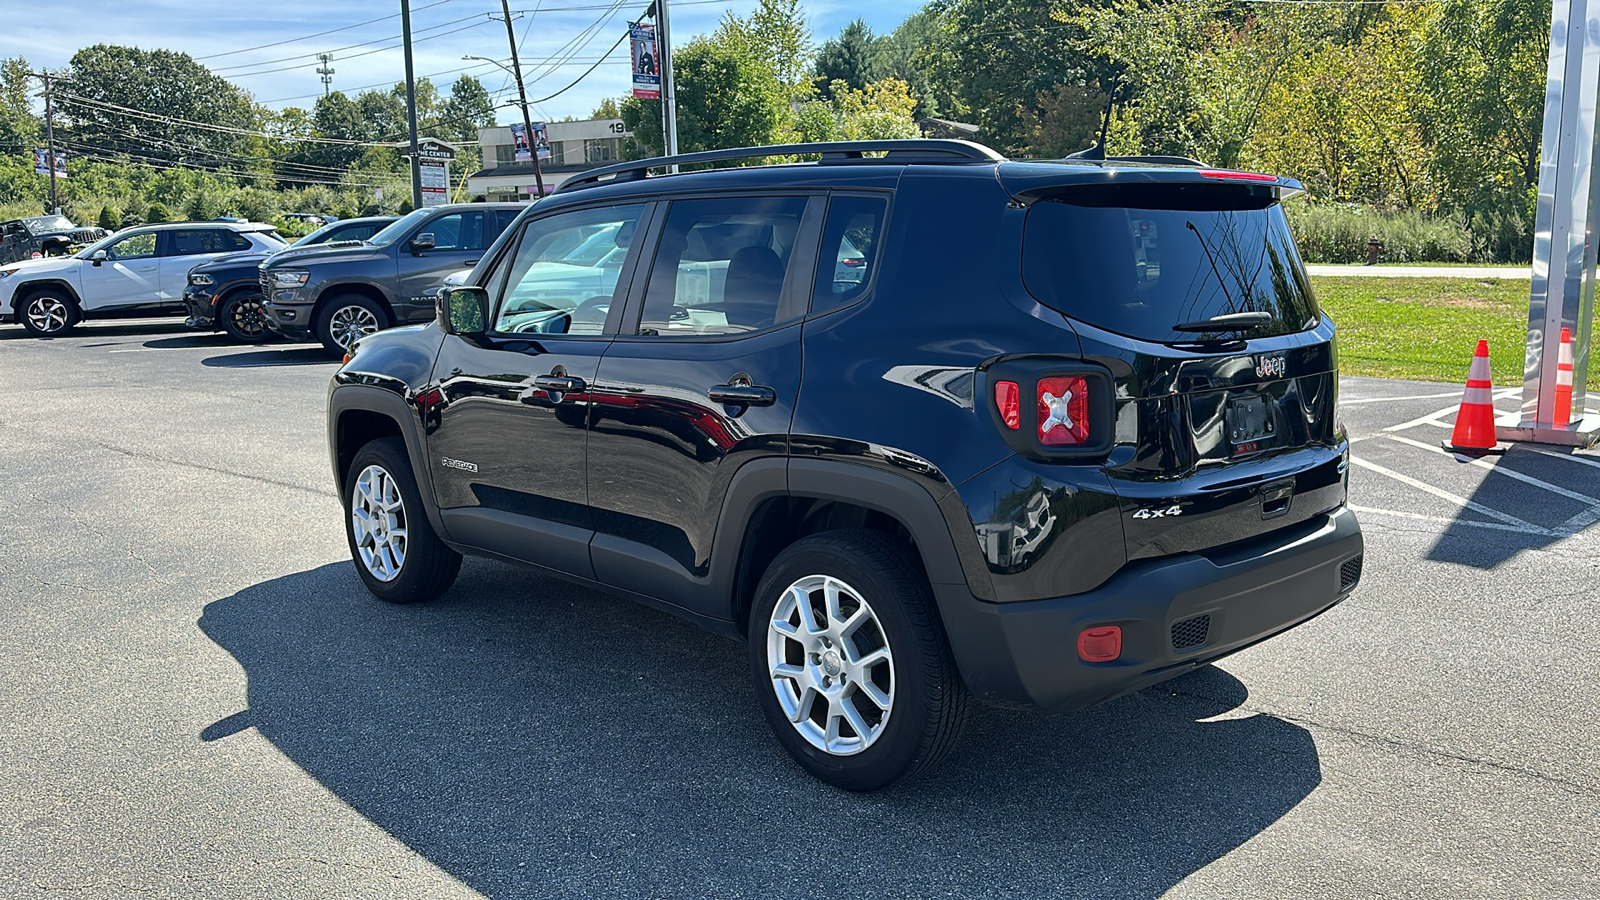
top-left (636, 196), bottom-right (808, 337)
top-left (366, 208), bottom-right (432, 247)
top-left (107, 232), bottom-right (157, 260)
top-left (419, 212), bottom-right (484, 252)
top-left (491, 204), bottom-right (646, 336)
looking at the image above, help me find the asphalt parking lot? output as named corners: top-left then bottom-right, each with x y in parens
top-left (2, 318), bottom-right (1596, 899)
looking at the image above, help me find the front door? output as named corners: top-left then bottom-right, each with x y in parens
top-left (586, 194), bottom-right (821, 619)
top-left (427, 202), bottom-right (651, 580)
top-left (78, 230), bottom-right (160, 312)
top-left (396, 210), bottom-right (489, 322)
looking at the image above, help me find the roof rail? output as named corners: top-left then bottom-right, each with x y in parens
top-left (554, 139), bottom-right (1005, 194)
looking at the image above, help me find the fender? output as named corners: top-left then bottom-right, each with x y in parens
top-left (7, 277), bottom-right (82, 314)
top-left (327, 383), bottom-right (451, 541)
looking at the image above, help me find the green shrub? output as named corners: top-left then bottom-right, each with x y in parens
top-left (1285, 204), bottom-right (1475, 264)
top-left (97, 206), bottom-right (121, 231)
top-left (145, 202), bottom-right (171, 224)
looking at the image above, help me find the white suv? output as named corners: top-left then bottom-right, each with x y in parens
top-left (0, 221), bottom-right (285, 337)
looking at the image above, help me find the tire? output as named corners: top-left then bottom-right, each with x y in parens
top-left (218, 290), bottom-right (272, 343)
top-left (748, 529), bottom-right (970, 791)
top-left (17, 289), bottom-right (81, 338)
top-left (317, 294), bottom-right (389, 355)
top-left (343, 436), bottom-right (461, 603)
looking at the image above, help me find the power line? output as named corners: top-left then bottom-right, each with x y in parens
top-left (220, 19), bottom-right (501, 79)
top-left (209, 11), bottom-right (496, 74)
top-left (193, 0), bottom-right (464, 60)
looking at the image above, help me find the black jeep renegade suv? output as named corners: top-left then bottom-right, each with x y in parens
top-left (327, 140), bottom-right (1363, 791)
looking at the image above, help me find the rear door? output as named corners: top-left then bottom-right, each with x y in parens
top-left (160, 228), bottom-right (252, 300)
top-left (1018, 179), bottom-right (1345, 560)
top-left (585, 193), bottom-right (822, 618)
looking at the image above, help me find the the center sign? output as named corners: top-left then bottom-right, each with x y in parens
top-left (411, 138), bottom-right (459, 208)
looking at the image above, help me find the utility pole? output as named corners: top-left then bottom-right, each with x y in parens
top-left (498, 0), bottom-right (545, 196)
top-left (41, 71), bottom-right (59, 214)
top-left (657, 0), bottom-right (678, 167)
top-left (401, 0), bottom-right (422, 209)
top-left (316, 54), bottom-right (335, 97)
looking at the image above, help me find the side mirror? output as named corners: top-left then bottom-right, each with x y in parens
top-left (90, 249), bottom-right (108, 266)
top-left (438, 286), bottom-right (489, 336)
top-left (409, 233), bottom-right (436, 254)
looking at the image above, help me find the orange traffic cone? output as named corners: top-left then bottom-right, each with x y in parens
top-left (1443, 339), bottom-right (1507, 460)
top-left (1554, 327), bottom-right (1574, 428)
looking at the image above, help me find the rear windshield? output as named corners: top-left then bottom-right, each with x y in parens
top-left (1022, 183), bottom-right (1318, 343)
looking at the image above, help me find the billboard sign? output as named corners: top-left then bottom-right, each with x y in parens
top-left (33, 149), bottom-right (66, 177)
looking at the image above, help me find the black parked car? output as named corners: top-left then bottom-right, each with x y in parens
top-left (0, 214), bottom-right (108, 265)
top-left (183, 216), bottom-right (396, 342)
top-left (261, 203), bottom-right (525, 354)
top-left (327, 140), bottom-right (1363, 790)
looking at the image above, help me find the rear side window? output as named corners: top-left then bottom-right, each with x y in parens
top-left (169, 229), bottom-right (251, 254)
top-left (1022, 183), bottom-right (1318, 343)
top-left (637, 196), bottom-right (808, 336)
top-left (812, 195), bottom-right (887, 315)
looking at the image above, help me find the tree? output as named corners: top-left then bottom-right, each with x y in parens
top-left (1025, 83), bottom-right (1108, 158)
top-left (592, 98), bottom-right (622, 119)
top-left (437, 75), bottom-right (494, 144)
top-left (0, 57), bottom-right (40, 152)
top-left (621, 38), bottom-right (789, 156)
top-left (145, 201), bottom-right (170, 223)
top-left (714, 0), bottom-right (815, 98)
top-left (878, 9), bottom-right (947, 119)
top-left (834, 79), bottom-right (921, 140)
top-left (815, 20), bottom-right (882, 99)
top-left (62, 45), bottom-right (260, 166)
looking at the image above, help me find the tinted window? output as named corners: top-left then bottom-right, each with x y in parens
top-left (492, 204), bottom-right (645, 336)
top-left (367, 208), bottom-right (431, 247)
top-left (813, 195), bottom-right (887, 314)
top-left (1022, 183), bottom-right (1318, 342)
top-left (107, 232), bottom-right (157, 260)
top-left (492, 208), bottom-right (522, 235)
top-left (637, 196), bottom-right (808, 336)
top-left (169, 229), bottom-right (249, 255)
top-left (422, 212), bottom-right (484, 252)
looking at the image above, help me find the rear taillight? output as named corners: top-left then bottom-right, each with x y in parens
top-left (1037, 376), bottom-right (1090, 446)
top-left (994, 380), bottom-right (1021, 430)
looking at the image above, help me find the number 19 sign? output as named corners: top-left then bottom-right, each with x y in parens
top-left (630, 23), bottom-right (659, 99)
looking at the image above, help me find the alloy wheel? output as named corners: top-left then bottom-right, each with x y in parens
top-left (228, 296), bottom-right (269, 338)
top-left (328, 304), bottom-right (380, 351)
top-left (350, 464), bottom-right (408, 582)
top-left (766, 574), bottom-right (895, 756)
top-left (25, 297), bottom-right (69, 334)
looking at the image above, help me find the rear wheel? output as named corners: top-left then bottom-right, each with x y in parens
top-left (344, 437), bottom-right (461, 603)
top-left (317, 294), bottom-right (388, 355)
top-left (17, 289), bottom-right (80, 337)
top-left (748, 529), bottom-right (969, 791)
top-left (218, 290), bottom-right (272, 343)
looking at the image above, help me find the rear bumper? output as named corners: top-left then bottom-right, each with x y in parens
top-left (934, 506), bottom-right (1363, 711)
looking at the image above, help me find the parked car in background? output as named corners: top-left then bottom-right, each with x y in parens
top-left (261, 202), bottom-right (525, 354)
top-left (183, 216), bottom-right (396, 342)
top-left (0, 222), bottom-right (285, 337)
top-left (1, 214), bottom-right (109, 265)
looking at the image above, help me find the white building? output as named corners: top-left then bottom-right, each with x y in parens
top-left (465, 118), bottom-right (631, 200)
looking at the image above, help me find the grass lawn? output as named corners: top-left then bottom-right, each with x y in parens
top-left (1311, 276), bottom-right (1600, 392)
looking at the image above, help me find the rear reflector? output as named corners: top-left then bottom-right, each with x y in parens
top-left (1078, 626), bottom-right (1122, 662)
top-left (1037, 376), bottom-right (1090, 445)
top-left (1198, 169), bottom-right (1278, 183)
top-left (994, 380), bottom-right (1021, 430)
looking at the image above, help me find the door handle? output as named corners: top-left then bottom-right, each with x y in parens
top-left (533, 374), bottom-right (587, 393)
top-left (465, 259), bottom-right (480, 266)
top-left (709, 383), bottom-right (776, 407)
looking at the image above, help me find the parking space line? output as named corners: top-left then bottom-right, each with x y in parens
top-left (1523, 446), bottom-right (1600, 471)
top-left (1377, 389), bottom-right (1519, 434)
top-left (1384, 434), bottom-right (1600, 507)
top-left (108, 346), bottom-right (223, 353)
top-left (1348, 455), bottom-right (1550, 533)
top-left (1347, 503), bottom-right (1552, 535)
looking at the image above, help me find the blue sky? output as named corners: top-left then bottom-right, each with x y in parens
top-left (1, 0), bottom-right (924, 123)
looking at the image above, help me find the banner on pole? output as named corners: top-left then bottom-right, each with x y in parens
top-left (33, 149), bottom-right (66, 177)
top-left (630, 23), bottom-right (660, 99)
top-left (509, 122), bottom-right (551, 162)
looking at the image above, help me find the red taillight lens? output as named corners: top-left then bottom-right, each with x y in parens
top-left (1078, 626), bottom-right (1122, 662)
top-left (994, 380), bottom-right (1021, 430)
top-left (1037, 376), bottom-right (1090, 445)
top-left (1197, 168), bottom-right (1278, 183)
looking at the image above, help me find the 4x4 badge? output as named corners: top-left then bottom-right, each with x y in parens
top-left (441, 456), bottom-right (479, 473)
top-left (1133, 505), bottom-right (1182, 520)
top-left (1256, 355), bottom-right (1287, 378)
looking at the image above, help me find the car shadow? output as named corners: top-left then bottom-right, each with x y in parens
top-left (1425, 445), bottom-right (1600, 568)
top-left (199, 562), bottom-right (1321, 898)
top-left (201, 348), bottom-right (335, 368)
top-left (142, 334), bottom-right (239, 349)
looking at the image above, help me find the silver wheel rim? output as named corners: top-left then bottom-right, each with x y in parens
top-left (329, 305), bottom-right (379, 350)
top-left (350, 464), bottom-right (407, 582)
top-left (26, 297), bottom-right (68, 333)
top-left (766, 574), bottom-right (895, 756)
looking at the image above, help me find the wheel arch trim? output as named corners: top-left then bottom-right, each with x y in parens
top-left (327, 384), bottom-right (449, 539)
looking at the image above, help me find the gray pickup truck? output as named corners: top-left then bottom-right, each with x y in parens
top-left (260, 202), bottom-right (526, 353)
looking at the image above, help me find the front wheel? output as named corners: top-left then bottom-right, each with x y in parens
top-left (344, 437), bottom-right (461, 603)
top-left (748, 529), bottom-right (970, 791)
top-left (317, 294), bottom-right (389, 355)
top-left (218, 291), bottom-right (272, 343)
top-left (17, 290), bottom-right (80, 337)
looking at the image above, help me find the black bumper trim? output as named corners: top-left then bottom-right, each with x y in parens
top-left (932, 507), bottom-right (1363, 711)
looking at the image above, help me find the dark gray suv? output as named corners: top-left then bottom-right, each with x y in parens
top-left (261, 202), bottom-right (525, 353)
